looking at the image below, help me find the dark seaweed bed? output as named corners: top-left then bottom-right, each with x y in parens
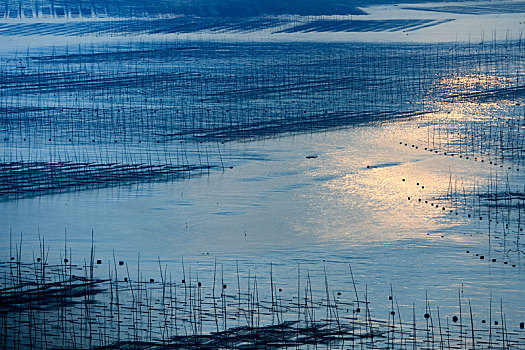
top-left (0, 17), bottom-right (455, 36)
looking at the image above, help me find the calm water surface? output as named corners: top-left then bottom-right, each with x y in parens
top-left (1, 119), bottom-right (523, 326)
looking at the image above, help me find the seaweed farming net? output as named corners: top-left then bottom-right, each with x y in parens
top-left (1, 39), bottom-right (523, 200)
top-left (1, 254), bottom-right (524, 349)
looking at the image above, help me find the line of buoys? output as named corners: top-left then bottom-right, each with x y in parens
top-left (398, 141), bottom-right (521, 172)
